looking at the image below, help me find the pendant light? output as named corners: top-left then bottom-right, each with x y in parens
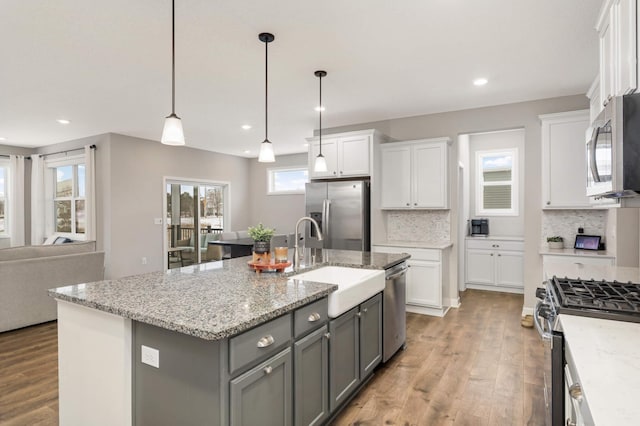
top-left (258, 32), bottom-right (276, 162)
top-left (313, 70), bottom-right (328, 172)
top-left (161, 0), bottom-right (185, 146)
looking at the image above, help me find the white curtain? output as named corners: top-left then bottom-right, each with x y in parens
top-left (8, 155), bottom-right (25, 247)
top-left (31, 154), bottom-right (46, 245)
top-left (84, 145), bottom-right (96, 241)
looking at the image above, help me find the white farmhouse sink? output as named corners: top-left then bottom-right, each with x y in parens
top-left (290, 266), bottom-right (385, 318)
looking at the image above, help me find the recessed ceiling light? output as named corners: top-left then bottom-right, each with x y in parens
top-left (244, 150), bottom-right (251, 154)
top-left (241, 124), bottom-right (252, 130)
top-left (314, 106), bottom-right (325, 112)
top-left (303, 143), bottom-right (309, 147)
top-left (473, 78), bottom-right (488, 86)
top-left (0, 137), bottom-right (6, 141)
top-left (57, 119), bottom-right (71, 124)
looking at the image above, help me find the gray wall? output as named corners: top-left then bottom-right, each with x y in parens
top-left (323, 94), bottom-right (590, 313)
top-left (248, 153), bottom-right (307, 236)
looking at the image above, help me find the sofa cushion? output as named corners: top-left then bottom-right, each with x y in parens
top-left (0, 241), bottom-right (97, 261)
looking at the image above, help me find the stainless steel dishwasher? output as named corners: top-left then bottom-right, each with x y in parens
top-left (382, 261), bottom-right (407, 362)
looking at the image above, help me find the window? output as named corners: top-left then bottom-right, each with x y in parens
top-left (476, 149), bottom-right (518, 216)
top-left (0, 161), bottom-right (8, 236)
top-left (47, 157), bottom-right (86, 238)
top-left (267, 167), bottom-right (308, 195)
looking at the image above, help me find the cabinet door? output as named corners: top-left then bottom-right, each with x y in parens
top-left (359, 293), bottom-right (382, 379)
top-left (406, 260), bottom-right (442, 308)
top-left (465, 249), bottom-right (495, 285)
top-left (541, 112), bottom-right (591, 208)
top-left (309, 138), bottom-right (338, 179)
top-left (495, 251), bottom-right (524, 288)
top-left (413, 142), bottom-right (448, 208)
top-left (328, 307), bottom-right (359, 412)
top-left (615, 0), bottom-right (637, 95)
top-left (600, 8), bottom-right (616, 105)
top-left (380, 145), bottom-right (411, 208)
top-left (294, 326), bottom-right (329, 426)
top-left (230, 348), bottom-right (292, 426)
top-left (338, 135), bottom-right (370, 177)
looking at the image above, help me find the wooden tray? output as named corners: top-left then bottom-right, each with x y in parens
top-left (247, 260), bottom-right (292, 273)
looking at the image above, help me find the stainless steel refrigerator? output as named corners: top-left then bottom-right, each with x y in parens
top-left (304, 180), bottom-right (370, 251)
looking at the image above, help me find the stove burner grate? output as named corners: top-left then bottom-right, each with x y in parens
top-left (552, 277), bottom-right (640, 314)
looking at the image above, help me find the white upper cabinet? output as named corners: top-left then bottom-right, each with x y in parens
top-left (380, 138), bottom-right (450, 209)
top-left (540, 110), bottom-right (592, 209)
top-left (307, 130), bottom-right (377, 180)
top-left (598, 0), bottom-right (638, 106)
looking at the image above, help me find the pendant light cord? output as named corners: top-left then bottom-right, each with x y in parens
top-left (264, 40), bottom-right (268, 141)
top-left (171, 0), bottom-right (176, 115)
top-left (319, 74), bottom-right (322, 155)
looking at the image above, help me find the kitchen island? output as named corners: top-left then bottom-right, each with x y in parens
top-left (48, 249), bottom-right (408, 426)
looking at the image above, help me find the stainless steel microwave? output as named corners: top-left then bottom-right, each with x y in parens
top-left (586, 93), bottom-right (640, 198)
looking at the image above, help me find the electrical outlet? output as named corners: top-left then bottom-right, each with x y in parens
top-left (141, 257), bottom-right (147, 265)
top-left (141, 345), bottom-right (159, 368)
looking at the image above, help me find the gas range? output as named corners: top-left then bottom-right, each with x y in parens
top-left (545, 276), bottom-right (640, 323)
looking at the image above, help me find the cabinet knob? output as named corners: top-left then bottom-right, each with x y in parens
top-left (356, 312), bottom-right (362, 318)
top-left (340, 171), bottom-right (343, 174)
top-left (414, 203), bottom-right (417, 206)
top-left (546, 201), bottom-right (550, 205)
top-left (490, 253), bottom-right (494, 256)
top-left (333, 171), bottom-right (337, 175)
top-left (324, 332), bottom-right (331, 340)
top-left (406, 203), bottom-right (410, 206)
top-left (498, 254), bottom-right (501, 257)
top-left (264, 366), bottom-right (273, 375)
top-left (363, 308), bottom-right (368, 313)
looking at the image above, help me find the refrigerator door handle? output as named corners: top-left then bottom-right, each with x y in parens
top-left (323, 199), bottom-right (330, 241)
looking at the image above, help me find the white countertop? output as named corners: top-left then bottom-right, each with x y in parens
top-left (539, 247), bottom-right (615, 258)
top-left (374, 240), bottom-right (453, 250)
top-left (465, 235), bottom-right (524, 242)
top-left (544, 263), bottom-right (640, 282)
top-left (559, 314), bottom-right (640, 426)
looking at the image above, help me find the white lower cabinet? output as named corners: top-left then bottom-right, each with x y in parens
top-left (465, 239), bottom-right (524, 292)
top-left (542, 254), bottom-right (615, 269)
top-left (372, 245), bottom-right (449, 316)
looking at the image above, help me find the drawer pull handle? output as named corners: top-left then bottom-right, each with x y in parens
top-left (308, 312), bottom-right (321, 322)
top-left (264, 366), bottom-right (273, 375)
top-left (257, 335), bottom-right (275, 348)
top-left (362, 308), bottom-right (368, 313)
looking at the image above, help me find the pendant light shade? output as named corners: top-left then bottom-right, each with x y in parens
top-left (161, 0), bottom-right (185, 146)
top-left (258, 32), bottom-right (276, 162)
top-left (314, 70), bottom-right (328, 173)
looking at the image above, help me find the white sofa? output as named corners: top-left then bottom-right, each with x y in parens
top-left (0, 241), bottom-right (105, 332)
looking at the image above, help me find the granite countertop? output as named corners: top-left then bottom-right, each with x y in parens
top-left (374, 240), bottom-right (453, 249)
top-left (543, 263), bottom-right (640, 282)
top-left (560, 314), bottom-right (640, 425)
top-left (48, 248), bottom-right (409, 341)
top-left (465, 235), bottom-right (524, 242)
top-left (539, 247), bottom-right (615, 258)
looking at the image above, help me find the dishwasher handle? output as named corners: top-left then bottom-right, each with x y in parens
top-left (386, 265), bottom-right (408, 281)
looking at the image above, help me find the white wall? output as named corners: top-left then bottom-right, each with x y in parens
top-left (323, 94), bottom-right (590, 313)
top-left (248, 153), bottom-right (307, 236)
top-left (468, 128), bottom-right (525, 237)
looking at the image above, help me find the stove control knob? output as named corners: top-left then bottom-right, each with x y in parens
top-left (538, 305), bottom-right (552, 320)
top-left (535, 288), bottom-right (547, 300)
top-left (568, 383), bottom-right (583, 402)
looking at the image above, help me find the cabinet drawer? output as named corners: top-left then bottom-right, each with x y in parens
top-left (542, 254), bottom-right (614, 267)
top-left (294, 297), bottom-right (328, 339)
top-left (372, 245), bottom-right (440, 261)
top-left (466, 239), bottom-right (523, 251)
top-left (229, 314), bottom-right (292, 376)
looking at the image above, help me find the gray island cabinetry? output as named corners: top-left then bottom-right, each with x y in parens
top-left (48, 249), bottom-right (408, 426)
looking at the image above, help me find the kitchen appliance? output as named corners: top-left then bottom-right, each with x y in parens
top-left (535, 276), bottom-right (640, 425)
top-left (305, 180), bottom-right (370, 251)
top-left (586, 92), bottom-right (640, 199)
top-left (468, 218), bottom-right (489, 236)
top-left (382, 261), bottom-right (407, 362)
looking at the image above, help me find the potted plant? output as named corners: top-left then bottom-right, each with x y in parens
top-left (547, 236), bottom-right (564, 249)
top-left (248, 223), bottom-right (276, 257)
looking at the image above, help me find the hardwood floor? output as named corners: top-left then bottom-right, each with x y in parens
top-left (0, 290), bottom-right (545, 426)
top-left (0, 321), bottom-right (58, 426)
top-left (333, 290), bottom-right (546, 425)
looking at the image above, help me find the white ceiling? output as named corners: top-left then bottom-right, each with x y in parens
top-left (0, 0), bottom-right (603, 157)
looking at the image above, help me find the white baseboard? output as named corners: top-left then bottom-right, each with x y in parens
top-left (444, 297), bottom-right (461, 308)
top-left (406, 304), bottom-right (449, 317)
top-left (465, 283), bottom-right (524, 295)
top-left (521, 306), bottom-right (534, 317)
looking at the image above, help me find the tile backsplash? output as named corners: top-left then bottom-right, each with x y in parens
top-left (387, 211), bottom-right (450, 242)
top-left (541, 210), bottom-right (607, 247)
